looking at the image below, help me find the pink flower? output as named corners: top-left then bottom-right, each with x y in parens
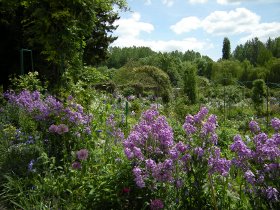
top-left (76, 149), bottom-right (89, 160)
top-left (122, 187), bottom-right (130, 194)
top-left (48, 124), bottom-right (58, 133)
top-left (72, 161), bottom-right (81, 170)
top-left (150, 199), bottom-right (164, 210)
top-left (56, 124), bottom-right (69, 134)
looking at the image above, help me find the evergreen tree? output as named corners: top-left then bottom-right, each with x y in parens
top-left (182, 62), bottom-right (197, 104)
top-left (222, 37), bottom-right (231, 60)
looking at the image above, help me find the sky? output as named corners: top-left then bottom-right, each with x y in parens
top-left (111, 0), bottom-right (280, 61)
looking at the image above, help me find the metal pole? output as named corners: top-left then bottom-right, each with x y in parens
top-left (224, 79), bottom-right (226, 122)
top-left (266, 81), bottom-right (269, 130)
top-left (20, 49), bottom-right (24, 75)
top-left (30, 50), bottom-right (34, 71)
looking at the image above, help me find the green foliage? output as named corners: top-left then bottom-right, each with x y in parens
top-left (266, 58), bottom-right (280, 83)
top-left (9, 71), bottom-right (47, 93)
top-left (134, 65), bottom-right (172, 103)
top-left (222, 37), bottom-right (231, 60)
top-left (251, 79), bottom-right (266, 113)
top-left (113, 65), bottom-right (172, 103)
top-left (233, 37), bottom-right (273, 66)
top-left (211, 60), bottom-right (243, 85)
top-left (0, 0), bottom-right (127, 89)
top-left (182, 61), bottom-right (197, 104)
top-left (61, 66), bottom-right (107, 108)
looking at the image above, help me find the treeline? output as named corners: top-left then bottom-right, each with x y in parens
top-left (104, 36), bottom-right (280, 87)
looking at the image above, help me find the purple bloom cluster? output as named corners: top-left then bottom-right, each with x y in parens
top-left (271, 118), bottom-right (280, 131)
top-left (124, 106), bottom-right (233, 190)
top-left (249, 120), bottom-right (260, 134)
top-left (76, 149), bottom-right (89, 160)
top-left (5, 90), bottom-right (93, 134)
top-left (208, 148), bottom-right (231, 177)
top-left (71, 149), bottom-right (89, 170)
top-left (183, 107), bottom-right (218, 145)
top-left (230, 119), bottom-right (280, 201)
top-left (106, 114), bottom-right (124, 144)
top-left (48, 124), bottom-right (69, 134)
top-left (150, 199), bottom-right (164, 210)
top-left (124, 106), bottom-right (176, 187)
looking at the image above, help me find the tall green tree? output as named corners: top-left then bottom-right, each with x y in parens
top-left (252, 79), bottom-right (266, 113)
top-left (222, 37), bottom-right (231, 60)
top-left (182, 61), bottom-right (197, 104)
top-left (0, 0), bottom-right (127, 88)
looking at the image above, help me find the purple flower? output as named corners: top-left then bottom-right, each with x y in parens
top-left (28, 159), bottom-right (35, 172)
top-left (194, 147), bottom-right (204, 158)
top-left (183, 123), bottom-right (196, 135)
top-left (271, 118), bottom-right (280, 131)
top-left (133, 167), bottom-right (145, 188)
top-left (249, 120), bottom-right (260, 133)
top-left (146, 159), bottom-right (156, 170)
top-left (48, 124), bottom-right (58, 133)
top-left (72, 161), bottom-right (81, 170)
top-left (150, 199), bottom-right (164, 210)
top-left (175, 141), bottom-right (187, 153)
top-left (230, 135), bottom-right (252, 158)
top-left (208, 148), bottom-right (231, 176)
top-left (193, 106), bottom-right (208, 123)
top-left (56, 124), bottom-right (69, 134)
top-left (124, 148), bottom-right (134, 159)
top-left (266, 187), bottom-right (279, 201)
top-left (76, 149), bottom-right (89, 160)
top-left (244, 170), bottom-right (255, 184)
top-left (169, 148), bottom-right (179, 159)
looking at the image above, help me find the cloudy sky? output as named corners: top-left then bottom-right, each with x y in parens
top-left (111, 0), bottom-right (280, 61)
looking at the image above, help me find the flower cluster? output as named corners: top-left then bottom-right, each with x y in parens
top-left (150, 199), bottom-right (164, 210)
top-left (106, 114), bottom-right (124, 144)
top-left (208, 147), bottom-right (231, 177)
top-left (48, 124), bottom-right (69, 134)
top-left (182, 107), bottom-right (230, 176)
top-left (4, 90), bottom-right (93, 134)
top-left (124, 106), bottom-right (232, 190)
top-left (71, 149), bottom-right (89, 170)
top-left (230, 119), bottom-right (280, 202)
top-left (123, 106), bottom-right (175, 187)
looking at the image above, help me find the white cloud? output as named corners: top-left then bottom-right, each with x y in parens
top-left (170, 16), bottom-right (201, 34)
top-left (112, 36), bottom-right (213, 52)
top-left (112, 12), bottom-right (212, 53)
top-left (189, 0), bottom-right (208, 4)
top-left (114, 12), bottom-right (154, 37)
top-left (239, 22), bottom-right (280, 43)
top-left (162, 0), bottom-right (175, 7)
top-left (170, 7), bottom-right (280, 43)
top-left (216, 0), bottom-right (277, 4)
top-left (144, 0), bottom-right (152, 5)
top-left (217, 0), bottom-right (241, 5)
top-left (202, 8), bottom-right (260, 35)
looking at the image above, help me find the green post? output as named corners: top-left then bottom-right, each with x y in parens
top-left (20, 49), bottom-right (24, 75)
top-left (20, 49), bottom-right (34, 74)
top-left (30, 50), bottom-right (34, 72)
top-left (266, 81), bottom-right (269, 130)
top-left (125, 101), bottom-right (129, 131)
top-left (223, 79), bottom-right (226, 122)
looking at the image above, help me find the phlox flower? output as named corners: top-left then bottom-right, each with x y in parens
top-left (76, 149), bottom-right (89, 160)
top-left (150, 199), bottom-right (164, 210)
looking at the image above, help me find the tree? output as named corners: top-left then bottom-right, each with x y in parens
top-left (182, 62), bottom-right (197, 104)
top-left (252, 79), bottom-right (266, 113)
top-left (83, 1), bottom-right (124, 66)
top-left (222, 37), bottom-right (231, 60)
top-left (0, 0), bottom-right (127, 89)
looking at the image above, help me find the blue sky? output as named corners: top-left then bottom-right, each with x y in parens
top-left (111, 0), bottom-right (280, 61)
